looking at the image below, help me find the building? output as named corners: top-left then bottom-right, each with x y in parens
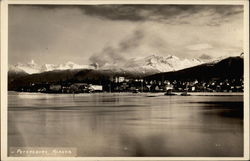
top-left (49, 84), bottom-right (61, 92)
top-left (69, 83), bottom-right (88, 93)
top-left (89, 85), bottom-right (103, 92)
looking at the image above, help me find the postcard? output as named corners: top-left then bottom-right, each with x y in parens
top-left (1, 0), bottom-right (249, 160)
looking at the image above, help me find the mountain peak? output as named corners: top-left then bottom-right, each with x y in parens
top-left (240, 52), bottom-right (244, 58)
top-left (122, 54), bottom-right (204, 73)
top-left (145, 54), bottom-right (160, 59)
top-left (65, 61), bottom-right (76, 65)
top-left (11, 61), bottom-right (92, 74)
top-left (166, 55), bottom-right (179, 59)
top-left (8, 65), bottom-right (27, 74)
top-left (9, 54), bottom-right (209, 75)
top-left (28, 60), bottom-right (36, 66)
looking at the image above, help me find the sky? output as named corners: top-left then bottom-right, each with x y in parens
top-left (8, 4), bottom-right (244, 65)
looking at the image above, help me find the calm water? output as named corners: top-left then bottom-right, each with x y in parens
top-left (8, 92), bottom-right (243, 157)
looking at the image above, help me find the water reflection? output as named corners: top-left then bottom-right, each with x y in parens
top-left (8, 92), bottom-right (243, 157)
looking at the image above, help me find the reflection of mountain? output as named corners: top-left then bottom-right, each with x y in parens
top-left (145, 56), bottom-right (243, 81)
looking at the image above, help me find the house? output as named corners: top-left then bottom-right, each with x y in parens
top-left (49, 84), bottom-right (61, 92)
top-left (165, 84), bottom-right (173, 91)
top-left (114, 76), bottom-right (125, 83)
top-left (89, 85), bottom-right (103, 92)
top-left (69, 83), bottom-right (88, 93)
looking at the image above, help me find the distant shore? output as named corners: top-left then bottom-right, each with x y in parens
top-left (172, 92), bottom-right (243, 96)
top-left (8, 91), bottom-right (243, 96)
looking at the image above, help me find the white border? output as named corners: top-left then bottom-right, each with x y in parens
top-left (1, 0), bottom-right (9, 161)
top-left (243, 1), bottom-right (249, 160)
top-left (1, 0), bottom-right (249, 161)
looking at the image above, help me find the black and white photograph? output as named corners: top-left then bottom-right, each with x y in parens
top-left (1, 0), bottom-right (249, 160)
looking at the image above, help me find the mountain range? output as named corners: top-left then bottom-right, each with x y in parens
top-left (9, 60), bottom-right (93, 74)
top-left (9, 55), bottom-right (207, 75)
top-left (8, 54), bottom-right (243, 91)
top-left (98, 55), bottom-right (204, 74)
top-left (145, 56), bottom-right (243, 81)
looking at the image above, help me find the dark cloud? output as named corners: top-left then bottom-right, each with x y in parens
top-left (89, 29), bottom-right (145, 67)
top-left (80, 5), bottom-right (243, 24)
top-left (80, 5), bottom-right (145, 21)
top-left (119, 30), bottom-right (144, 51)
top-left (8, 4), bottom-right (243, 65)
top-left (10, 4), bottom-right (243, 25)
top-left (199, 54), bottom-right (213, 60)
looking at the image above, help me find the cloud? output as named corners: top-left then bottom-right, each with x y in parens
top-left (80, 5), bottom-right (243, 27)
top-left (80, 5), bottom-right (243, 23)
top-left (186, 43), bottom-right (213, 51)
top-left (8, 5), bottom-right (244, 65)
top-left (13, 5), bottom-right (243, 26)
top-left (199, 54), bottom-right (213, 60)
top-left (89, 29), bottom-right (145, 67)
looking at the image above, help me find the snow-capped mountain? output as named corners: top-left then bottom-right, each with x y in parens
top-left (12, 60), bottom-right (41, 74)
top-left (205, 56), bottom-right (229, 64)
top-left (139, 55), bottom-right (203, 72)
top-left (40, 61), bottom-right (91, 72)
top-left (9, 54), bottom-right (224, 75)
top-left (99, 54), bottom-right (204, 73)
top-left (9, 60), bottom-right (93, 74)
top-left (8, 65), bottom-right (28, 74)
top-left (10, 55), bottom-right (205, 75)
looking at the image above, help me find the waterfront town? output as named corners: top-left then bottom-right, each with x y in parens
top-left (17, 76), bottom-right (244, 93)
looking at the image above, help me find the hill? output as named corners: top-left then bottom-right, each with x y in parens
top-left (8, 56), bottom-right (243, 91)
top-left (144, 56), bottom-right (243, 81)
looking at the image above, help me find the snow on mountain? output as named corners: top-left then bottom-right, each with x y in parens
top-left (40, 64), bottom-right (58, 72)
top-left (201, 53), bottom-right (243, 64)
top-left (13, 60), bottom-right (41, 74)
top-left (121, 55), bottom-right (204, 73)
top-left (10, 60), bottom-right (93, 74)
top-left (207, 55), bottom-right (231, 64)
top-left (41, 61), bottom-right (92, 72)
top-left (8, 65), bottom-right (28, 74)
top-left (8, 54), bottom-right (212, 75)
top-left (95, 54), bottom-right (204, 74)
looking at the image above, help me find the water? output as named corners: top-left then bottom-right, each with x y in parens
top-left (8, 92), bottom-right (243, 157)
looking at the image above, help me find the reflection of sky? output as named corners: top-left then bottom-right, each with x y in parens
top-left (8, 93), bottom-right (243, 156)
top-left (9, 5), bottom-right (243, 65)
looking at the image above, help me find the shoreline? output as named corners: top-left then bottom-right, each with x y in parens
top-left (8, 91), bottom-right (244, 96)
